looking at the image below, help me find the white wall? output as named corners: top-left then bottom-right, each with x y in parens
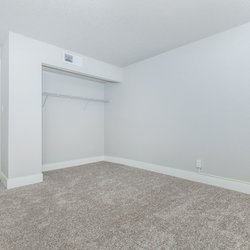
top-left (42, 70), bottom-right (104, 164)
top-left (105, 22), bottom-right (250, 183)
top-left (0, 51), bottom-right (1, 177)
top-left (0, 36), bottom-right (9, 177)
top-left (2, 24), bottom-right (250, 188)
top-left (3, 32), bottom-right (122, 187)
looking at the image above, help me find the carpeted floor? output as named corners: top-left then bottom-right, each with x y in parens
top-left (0, 162), bottom-right (249, 250)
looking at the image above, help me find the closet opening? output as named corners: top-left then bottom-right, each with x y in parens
top-left (41, 65), bottom-right (110, 171)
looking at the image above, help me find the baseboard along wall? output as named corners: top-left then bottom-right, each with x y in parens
top-left (43, 156), bottom-right (105, 172)
top-left (104, 156), bottom-right (250, 195)
top-left (0, 171), bottom-right (43, 189)
top-left (0, 171), bottom-right (8, 188)
top-left (1, 155), bottom-right (250, 194)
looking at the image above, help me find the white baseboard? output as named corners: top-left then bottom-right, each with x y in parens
top-left (104, 156), bottom-right (250, 195)
top-left (43, 156), bottom-right (105, 172)
top-left (3, 155), bottom-right (250, 194)
top-left (1, 173), bottom-right (43, 189)
top-left (0, 171), bottom-right (8, 188)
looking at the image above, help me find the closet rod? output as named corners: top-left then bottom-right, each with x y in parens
top-left (42, 92), bottom-right (109, 107)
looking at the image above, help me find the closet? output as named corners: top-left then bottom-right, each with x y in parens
top-left (42, 66), bottom-right (109, 168)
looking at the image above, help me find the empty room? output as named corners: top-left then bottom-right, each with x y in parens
top-left (0, 1), bottom-right (250, 249)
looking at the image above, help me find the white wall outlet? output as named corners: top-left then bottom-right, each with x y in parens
top-left (196, 159), bottom-right (202, 173)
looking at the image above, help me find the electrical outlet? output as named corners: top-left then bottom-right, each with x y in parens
top-left (196, 159), bottom-right (202, 172)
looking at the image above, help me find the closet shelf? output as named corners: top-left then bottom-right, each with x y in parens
top-left (42, 92), bottom-right (109, 107)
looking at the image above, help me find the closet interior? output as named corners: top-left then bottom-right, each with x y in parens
top-left (42, 66), bottom-right (110, 169)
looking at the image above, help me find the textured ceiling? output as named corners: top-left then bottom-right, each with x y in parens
top-left (0, 0), bottom-right (250, 66)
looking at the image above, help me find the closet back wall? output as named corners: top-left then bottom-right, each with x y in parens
top-left (42, 71), bottom-right (104, 165)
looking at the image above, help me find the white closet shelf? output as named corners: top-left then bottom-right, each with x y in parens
top-left (42, 92), bottom-right (109, 107)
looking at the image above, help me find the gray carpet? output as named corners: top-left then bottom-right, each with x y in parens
top-left (0, 162), bottom-right (249, 250)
